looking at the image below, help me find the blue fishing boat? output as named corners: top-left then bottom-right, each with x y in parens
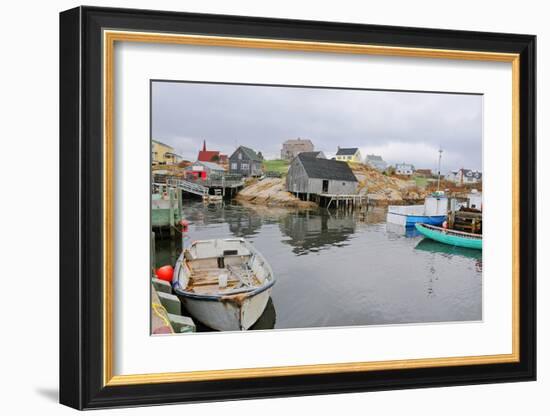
top-left (415, 223), bottom-right (482, 250)
top-left (387, 193), bottom-right (448, 227)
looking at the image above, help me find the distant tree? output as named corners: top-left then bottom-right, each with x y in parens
top-left (257, 151), bottom-right (264, 160)
top-left (210, 154), bottom-right (220, 162)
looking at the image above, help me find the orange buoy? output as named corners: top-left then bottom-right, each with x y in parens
top-left (156, 265), bottom-right (174, 282)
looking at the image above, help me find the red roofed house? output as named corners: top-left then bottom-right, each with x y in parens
top-left (197, 140), bottom-right (227, 163)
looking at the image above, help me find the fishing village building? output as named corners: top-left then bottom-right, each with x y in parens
top-left (446, 168), bottom-right (482, 184)
top-left (335, 147), bottom-right (362, 163)
top-left (197, 140), bottom-right (228, 163)
top-left (229, 146), bottom-right (263, 177)
top-left (414, 169), bottom-right (433, 178)
top-left (286, 153), bottom-right (358, 199)
top-left (299, 151), bottom-right (326, 159)
top-left (395, 163), bottom-right (415, 176)
top-left (280, 138), bottom-right (314, 160)
top-left (152, 140), bottom-right (183, 165)
top-left (365, 154), bottom-right (388, 171)
top-left (185, 161), bottom-right (225, 180)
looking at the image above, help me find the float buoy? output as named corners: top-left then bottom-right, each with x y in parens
top-left (156, 265), bottom-right (174, 282)
top-left (180, 219), bottom-right (189, 233)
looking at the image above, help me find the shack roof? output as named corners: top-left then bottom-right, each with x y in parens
top-left (187, 161), bottom-right (225, 171)
top-left (450, 169), bottom-right (482, 180)
top-left (198, 150), bottom-right (220, 162)
top-left (299, 151), bottom-right (324, 158)
top-left (298, 153), bottom-right (358, 182)
top-left (415, 169), bottom-right (433, 175)
top-left (231, 146), bottom-right (262, 161)
top-left (462, 169), bottom-right (482, 179)
top-left (336, 147), bottom-right (359, 156)
top-left (152, 139), bottom-right (173, 149)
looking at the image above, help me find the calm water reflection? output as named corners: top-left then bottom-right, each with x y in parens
top-left (155, 201), bottom-right (482, 331)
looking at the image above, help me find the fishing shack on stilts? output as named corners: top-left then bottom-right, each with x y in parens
top-left (286, 153), bottom-right (366, 211)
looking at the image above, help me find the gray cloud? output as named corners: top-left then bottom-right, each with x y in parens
top-left (152, 81), bottom-right (482, 172)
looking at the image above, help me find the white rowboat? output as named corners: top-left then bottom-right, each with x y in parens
top-left (172, 238), bottom-right (276, 331)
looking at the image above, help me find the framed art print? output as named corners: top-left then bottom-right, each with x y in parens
top-left (59, 6), bottom-right (536, 409)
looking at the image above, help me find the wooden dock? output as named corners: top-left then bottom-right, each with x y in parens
top-left (314, 193), bottom-right (369, 211)
top-left (164, 177), bottom-right (244, 199)
top-left (152, 186), bottom-right (182, 236)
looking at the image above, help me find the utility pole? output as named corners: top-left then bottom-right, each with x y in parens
top-left (437, 147), bottom-right (443, 192)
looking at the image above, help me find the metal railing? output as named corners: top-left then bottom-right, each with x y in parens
top-left (166, 178), bottom-right (209, 196)
top-left (184, 175), bottom-right (244, 188)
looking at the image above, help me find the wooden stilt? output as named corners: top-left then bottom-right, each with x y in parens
top-left (169, 188), bottom-right (175, 238)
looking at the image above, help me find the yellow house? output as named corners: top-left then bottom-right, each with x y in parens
top-left (152, 140), bottom-right (182, 165)
top-left (335, 147), bottom-right (362, 163)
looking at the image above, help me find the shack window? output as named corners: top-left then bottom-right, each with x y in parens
top-left (322, 180), bottom-right (329, 193)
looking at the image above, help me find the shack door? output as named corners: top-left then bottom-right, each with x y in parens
top-left (322, 180), bottom-right (329, 193)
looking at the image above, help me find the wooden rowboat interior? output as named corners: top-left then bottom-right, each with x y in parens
top-left (178, 240), bottom-right (270, 296)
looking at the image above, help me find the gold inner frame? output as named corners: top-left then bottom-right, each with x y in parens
top-left (102, 30), bottom-right (520, 387)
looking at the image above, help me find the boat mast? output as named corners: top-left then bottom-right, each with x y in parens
top-left (436, 147), bottom-right (443, 192)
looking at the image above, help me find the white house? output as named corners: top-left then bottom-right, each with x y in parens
top-left (335, 147), bottom-right (362, 163)
top-left (446, 168), bottom-right (482, 184)
top-left (395, 163), bottom-right (415, 176)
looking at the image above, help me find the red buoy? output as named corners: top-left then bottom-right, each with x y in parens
top-left (156, 265), bottom-right (174, 282)
top-left (180, 219), bottom-right (189, 233)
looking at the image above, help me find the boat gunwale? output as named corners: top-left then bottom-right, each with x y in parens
top-left (173, 278), bottom-right (275, 301)
top-left (386, 212), bottom-right (446, 218)
top-left (173, 237), bottom-right (276, 301)
top-left (416, 223), bottom-right (483, 240)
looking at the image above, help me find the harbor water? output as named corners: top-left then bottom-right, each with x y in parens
top-left (155, 200), bottom-right (482, 331)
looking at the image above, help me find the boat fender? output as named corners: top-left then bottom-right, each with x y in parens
top-left (442, 221), bottom-right (448, 229)
top-left (156, 265), bottom-right (174, 282)
top-left (180, 219), bottom-right (189, 233)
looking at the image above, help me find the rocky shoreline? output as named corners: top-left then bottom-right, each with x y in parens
top-left (235, 177), bottom-right (317, 208)
top-left (235, 164), bottom-right (429, 208)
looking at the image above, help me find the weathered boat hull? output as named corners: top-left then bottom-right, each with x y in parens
top-left (387, 212), bottom-right (446, 227)
top-left (172, 238), bottom-right (276, 331)
top-left (178, 287), bottom-right (272, 331)
top-left (405, 215), bottom-right (446, 227)
top-left (415, 223), bottom-right (482, 250)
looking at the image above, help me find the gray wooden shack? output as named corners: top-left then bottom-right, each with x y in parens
top-left (229, 146), bottom-right (263, 177)
top-left (286, 153), bottom-right (358, 197)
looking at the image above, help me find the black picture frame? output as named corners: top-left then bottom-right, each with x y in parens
top-left (60, 5), bottom-right (536, 410)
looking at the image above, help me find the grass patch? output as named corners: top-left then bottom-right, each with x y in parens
top-left (263, 159), bottom-right (290, 175)
top-left (414, 176), bottom-right (428, 188)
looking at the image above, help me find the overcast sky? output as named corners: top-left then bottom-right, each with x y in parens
top-left (152, 81), bottom-right (482, 172)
